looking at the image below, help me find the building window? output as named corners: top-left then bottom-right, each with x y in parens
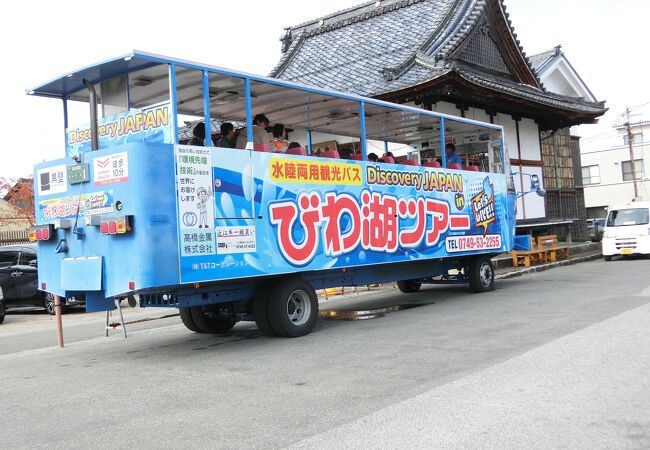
top-left (541, 129), bottom-right (574, 189)
top-left (623, 133), bottom-right (643, 145)
top-left (581, 165), bottom-right (600, 185)
top-left (622, 159), bottom-right (644, 181)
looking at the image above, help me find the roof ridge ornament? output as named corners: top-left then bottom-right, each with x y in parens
top-left (280, 29), bottom-right (293, 54)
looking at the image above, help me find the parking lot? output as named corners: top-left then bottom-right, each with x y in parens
top-left (1, 258), bottom-right (649, 449)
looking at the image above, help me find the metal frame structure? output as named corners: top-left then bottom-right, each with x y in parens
top-left (28, 50), bottom-right (504, 168)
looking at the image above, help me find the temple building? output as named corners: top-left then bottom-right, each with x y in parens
top-left (271, 0), bottom-right (607, 238)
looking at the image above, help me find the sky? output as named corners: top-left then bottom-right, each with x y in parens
top-left (0, 0), bottom-right (648, 179)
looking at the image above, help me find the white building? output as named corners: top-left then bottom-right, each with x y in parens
top-left (581, 121), bottom-right (650, 218)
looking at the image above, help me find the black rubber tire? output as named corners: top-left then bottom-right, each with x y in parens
top-left (266, 279), bottom-right (318, 338)
top-left (468, 256), bottom-right (495, 293)
top-left (0, 301), bottom-right (5, 324)
top-left (179, 307), bottom-right (201, 333)
top-left (397, 280), bottom-right (422, 293)
top-left (604, 255), bottom-right (612, 262)
top-left (189, 306), bottom-right (237, 334)
top-left (252, 282), bottom-right (277, 336)
top-left (44, 293), bottom-right (56, 315)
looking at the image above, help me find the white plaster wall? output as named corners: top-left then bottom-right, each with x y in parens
top-left (434, 101), bottom-right (461, 117)
top-left (466, 107), bottom-right (491, 124)
top-left (494, 113), bottom-right (518, 160)
top-left (518, 118), bottom-right (542, 161)
top-left (513, 165), bottom-right (546, 220)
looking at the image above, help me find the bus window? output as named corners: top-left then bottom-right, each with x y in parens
top-left (443, 118), bottom-right (503, 172)
top-left (364, 103), bottom-right (441, 166)
top-left (249, 79), bottom-right (365, 158)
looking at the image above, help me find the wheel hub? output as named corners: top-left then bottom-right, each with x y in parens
top-left (479, 262), bottom-right (492, 286)
top-left (287, 290), bottom-right (311, 326)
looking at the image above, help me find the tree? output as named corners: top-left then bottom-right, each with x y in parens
top-left (1, 177), bottom-right (35, 226)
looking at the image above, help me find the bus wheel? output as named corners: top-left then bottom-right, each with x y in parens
top-left (397, 280), bottom-right (421, 293)
top-left (267, 279), bottom-right (318, 338)
top-left (179, 307), bottom-right (201, 333)
top-left (252, 282), bottom-right (277, 336)
top-left (604, 255), bottom-right (612, 262)
top-left (468, 256), bottom-right (495, 293)
top-left (189, 306), bottom-right (237, 334)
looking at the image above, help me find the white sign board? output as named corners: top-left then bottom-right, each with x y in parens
top-left (93, 152), bottom-right (129, 186)
top-left (37, 164), bottom-right (68, 196)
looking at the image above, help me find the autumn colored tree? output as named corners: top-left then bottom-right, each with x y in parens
top-left (1, 177), bottom-right (35, 225)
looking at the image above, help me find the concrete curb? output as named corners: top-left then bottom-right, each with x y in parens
top-left (495, 252), bottom-right (603, 280)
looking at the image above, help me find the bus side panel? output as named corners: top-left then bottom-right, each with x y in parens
top-left (34, 143), bottom-right (179, 310)
top-left (175, 147), bottom-right (512, 284)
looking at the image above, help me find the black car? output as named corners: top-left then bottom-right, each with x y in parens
top-left (0, 296), bottom-right (5, 324)
top-left (0, 243), bottom-right (83, 314)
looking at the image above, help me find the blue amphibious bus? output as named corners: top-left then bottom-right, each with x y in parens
top-left (29, 51), bottom-right (519, 337)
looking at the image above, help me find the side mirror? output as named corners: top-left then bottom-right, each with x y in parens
top-left (530, 174), bottom-right (540, 191)
top-left (530, 174), bottom-right (545, 197)
top-left (29, 259), bottom-right (37, 267)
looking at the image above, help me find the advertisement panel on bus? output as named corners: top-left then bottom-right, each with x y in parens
top-left (175, 146), bottom-right (510, 283)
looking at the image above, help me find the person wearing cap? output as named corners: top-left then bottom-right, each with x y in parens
top-left (236, 114), bottom-right (271, 149)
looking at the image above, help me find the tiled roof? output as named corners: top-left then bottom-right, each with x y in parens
top-left (455, 67), bottom-right (606, 114)
top-left (528, 45), bottom-right (561, 73)
top-left (271, 0), bottom-right (606, 116)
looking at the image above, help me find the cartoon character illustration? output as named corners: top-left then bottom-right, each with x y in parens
top-left (196, 187), bottom-right (211, 228)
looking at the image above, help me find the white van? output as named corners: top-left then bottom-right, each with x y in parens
top-left (602, 201), bottom-right (650, 261)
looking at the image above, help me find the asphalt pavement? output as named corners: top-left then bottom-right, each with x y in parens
top-left (0, 257), bottom-right (648, 449)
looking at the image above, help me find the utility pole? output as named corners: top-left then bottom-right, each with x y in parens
top-left (623, 106), bottom-right (639, 200)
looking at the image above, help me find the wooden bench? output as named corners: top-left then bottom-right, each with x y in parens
top-left (536, 234), bottom-right (570, 262)
top-left (511, 236), bottom-right (548, 267)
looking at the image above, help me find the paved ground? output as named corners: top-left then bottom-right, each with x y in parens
top-left (0, 257), bottom-right (648, 449)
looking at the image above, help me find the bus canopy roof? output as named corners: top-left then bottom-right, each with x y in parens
top-left (27, 50), bottom-right (501, 144)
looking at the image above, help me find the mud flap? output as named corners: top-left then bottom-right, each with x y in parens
top-left (61, 256), bottom-right (111, 312)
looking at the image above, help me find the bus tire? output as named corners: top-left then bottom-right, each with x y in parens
top-left (397, 280), bottom-right (421, 293)
top-left (468, 256), bottom-right (495, 293)
top-left (267, 279), bottom-right (318, 338)
top-left (179, 307), bottom-right (201, 333)
top-left (190, 306), bottom-right (237, 334)
top-left (252, 282), bottom-right (277, 336)
top-left (604, 255), bottom-right (612, 261)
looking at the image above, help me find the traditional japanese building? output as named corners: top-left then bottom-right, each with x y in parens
top-left (271, 0), bottom-right (607, 238)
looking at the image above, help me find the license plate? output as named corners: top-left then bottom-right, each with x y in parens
top-left (620, 248), bottom-right (633, 255)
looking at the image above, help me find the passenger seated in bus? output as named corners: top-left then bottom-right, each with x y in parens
top-left (236, 114), bottom-right (271, 150)
top-left (189, 123), bottom-right (205, 146)
top-left (445, 143), bottom-right (462, 167)
top-left (216, 122), bottom-right (236, 148)
top-left (287, 142), bottom-right (302, 150)
top-left (368, 152), bottom-right (379, 162)
top-left (270, 123), bottom-right (289, 153)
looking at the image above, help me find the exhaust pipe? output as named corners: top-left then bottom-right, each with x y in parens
top-left (82, 79), bottom-right (99, 151)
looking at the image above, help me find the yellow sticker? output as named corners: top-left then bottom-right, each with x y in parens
top-left (269, 158), bottom-right (363, 186)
